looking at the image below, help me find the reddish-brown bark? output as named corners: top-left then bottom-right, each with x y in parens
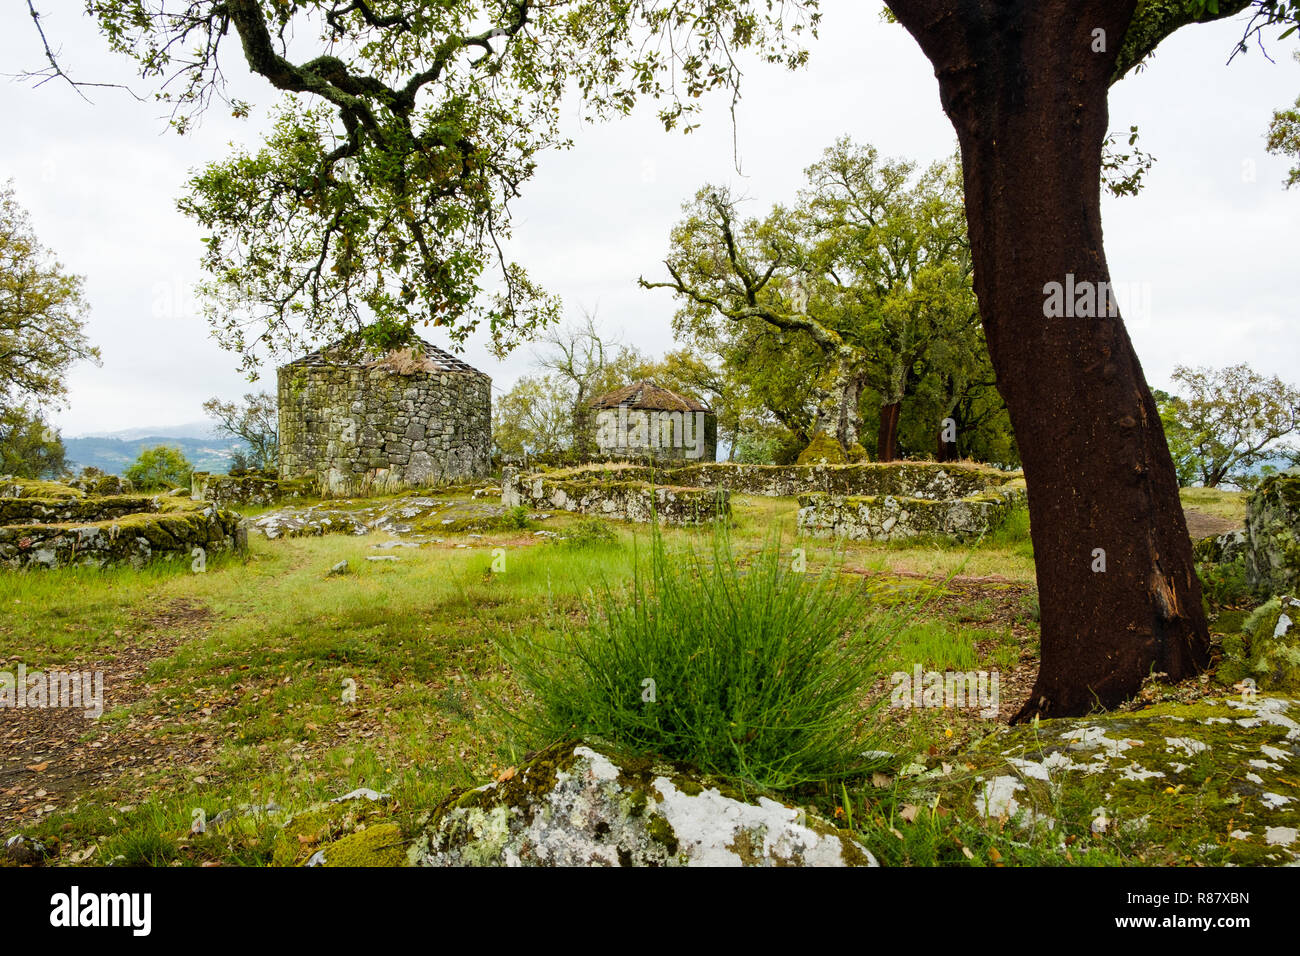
top-left (886, 0), bottom-right (1210, 719)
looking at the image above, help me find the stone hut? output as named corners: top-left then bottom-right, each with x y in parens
top-left (589, 380), bottom-right (717, 462)
top-left (278, 336), bottom-right (491, 496)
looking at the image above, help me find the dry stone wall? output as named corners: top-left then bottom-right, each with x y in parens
top-left (278, 363), bottom-right (490, 498)
top-left (0, 477), bottom-right (245, 569)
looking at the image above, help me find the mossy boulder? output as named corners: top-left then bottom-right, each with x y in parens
top-left (312, 824), bottom-right (407, 867)
top-left (409, 740), bottom-right (876, 867)
top-left (910, 694), bottom-right (1300, 865)
top-left (0, 477), bottom-right (84, 500)
top-left (796, 432), bottom-right (847, 465)
top-left (1245, 470), bottom-right (1300, 599)
top-left (1219, 596), bottom-right (1300, 693)
top-left (845, 442), bottom-right (869, 463)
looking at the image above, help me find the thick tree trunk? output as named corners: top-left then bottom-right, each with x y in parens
top-left (889, 0), bottom-right (1209, 719)
top-left (936, 426), bottom-right (959, 462)
top-left (877, 402), bottom-right (901, 462)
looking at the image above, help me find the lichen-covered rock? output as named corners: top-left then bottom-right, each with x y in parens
top-left (0, 477), bottom-right (85, 500)
top-left (66, 474), bottom-right (134, 496)
top-left (1219, 596), bottom-right (1300, 693)
top-left (410, 741), bottom-right (877, 867)
top-left (191, 472), bottom-right (312, 508)
top-left (310, 824), bottom-right (407, 867)
top-left (0, 497), bottom-right (244, 570)
top-left (1194, 529), bottom-right (1249, 564)
top-left (501, 478), bottom-right (729, 526)
top-left (908, 695), bottom-right (1300, 865)
top-left (250, 496), bottom-right (510, 539)
top-left (796, 480), bottom-right (1027, 542)
top-left (1245, 470), bottom-right (1300, 599)
top-left (510, 460), bottom-right (1020, 501)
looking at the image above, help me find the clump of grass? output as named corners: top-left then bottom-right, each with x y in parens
top-left (500, 505), bottom-right (534, 531)
top-left (498, 522), bottom-right (890, 791)
top-left (553, 516), bottom-right (618, 547)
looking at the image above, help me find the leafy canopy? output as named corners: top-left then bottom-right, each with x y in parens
top-left (60, 0), bottom-right (819, 374)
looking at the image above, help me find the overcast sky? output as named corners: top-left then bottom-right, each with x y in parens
top-left (1, 2), bottom-right (1297, 437)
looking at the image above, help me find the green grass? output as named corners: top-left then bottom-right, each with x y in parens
top-left (1179, 486), bottom-right (1248, 522)
top-left (0, 490), bottom-right (1077, 866)
top-left (498, 523), bottom-right (893, 790)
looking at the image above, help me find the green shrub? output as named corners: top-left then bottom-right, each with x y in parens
top-left (1197, 558), bottom-right (1252, 608)
top-left (555, 516), bottom-right (618, 547)
top-left (501, 504), bottom-right (534, 531)
top-left (499, 523), bottom-right (889, 791)
top-left (123, 445), bottom-right (193, 491)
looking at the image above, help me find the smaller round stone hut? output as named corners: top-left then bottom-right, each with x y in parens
top-left (589, 380), bottom-right (717, 462)
top-left (278, 336), bottom-right (491, 496)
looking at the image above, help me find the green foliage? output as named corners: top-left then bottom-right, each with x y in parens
top-left (1197, 559), bottom-right (1253, 608)
top-left (1157, 364), bottom-right (1300, 488)
top-left (0, 404), bottom-right (66, 478)
top-left (1267, 52), bottom-right (1300, 189)
top-left (84, 1), bottom-right (819, 373)
top-left (498, 525), bottom-right (888, 790)
top-left (203, 391), bottom-right (278, 470)
top-left (124, 445), bottom-right (194, 491)
top-left (647, 138), bottom-right (1012, 462)
top-left (0, 181), bottom-right (99, 405)
top-left (501, 505), bottom-right (534, 531)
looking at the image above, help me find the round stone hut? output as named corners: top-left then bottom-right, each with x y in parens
top-left (589, 380), bottom-right (717, 462)
top-left (277, 336), bottom-right (491, 496)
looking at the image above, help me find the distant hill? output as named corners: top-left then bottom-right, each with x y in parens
top-left (63, 434), bottom-right (247, 476)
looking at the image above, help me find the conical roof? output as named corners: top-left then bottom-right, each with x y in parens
top-left (589, 380), bottom-right (711, 413)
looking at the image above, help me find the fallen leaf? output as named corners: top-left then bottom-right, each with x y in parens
top-left (962, 846), bottom-right (974, 860)
top-left (899, 804), bottom-right (920, 823)
top-left (25, 762), bottom-right (49, 773)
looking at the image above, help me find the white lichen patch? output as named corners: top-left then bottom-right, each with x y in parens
top-left (976, 776), bottom-right (1023, 819)
top-left (1118, 763), bottom-right (1166, 782)
top-left (1164, 737), bottom-right (1209, 756)
top-left (1265, 827), bottom-right (1298, 846)
top-left (1261, 792), bottom-right (1294, 810)
top-left (412, 743), bottom-right (876, 867)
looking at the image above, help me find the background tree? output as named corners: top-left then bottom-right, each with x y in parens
top-left (1266, 51), bottom-right (1300, 188)
top-left (645, 140), bottom-right (984, 461)
top-left (0, 181), bottom-right (99, 406)
top-left (0, 404), bottom-right (66, 478)
top-left (1159, 364), bottom-right (1299, 488)
top-left (203, 391), bottom-right (279, 470)
top-left (124, 445), bottom-right (193, 491)
top-left (491, 374), bottom-right (575, 459)
top-left (35, 0), bottom-right (818, 373)
top-left (883, 0), bottom-right (1300, 719)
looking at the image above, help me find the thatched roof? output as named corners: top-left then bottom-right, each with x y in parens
top-left (282, 335), bottom-right (483, 376)
top-left (589, 380), bottom-right (711, 413)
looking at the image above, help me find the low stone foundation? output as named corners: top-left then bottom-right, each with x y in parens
top-left (796, 481), bottom-right (1026, 542)
top-left (0, 481), bottom-right (245, 570)
top-left (191, 472), bottom-right (314, 509)
top-left (503, 476), bottom-right (729, 525)
top-left (523, 460), bottom-right (1019, 500)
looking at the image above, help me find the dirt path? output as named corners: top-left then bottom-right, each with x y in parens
top-left (1183, 507), bottom-right (1242, 541)
top-left (0, 599), bottom-right (217, 829)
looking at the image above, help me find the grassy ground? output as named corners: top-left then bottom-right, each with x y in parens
top-left (0, 489), bottom-right (1261, 866)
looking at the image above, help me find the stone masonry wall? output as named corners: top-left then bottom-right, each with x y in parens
top-left (278, 364), bottom-right (491, 498)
